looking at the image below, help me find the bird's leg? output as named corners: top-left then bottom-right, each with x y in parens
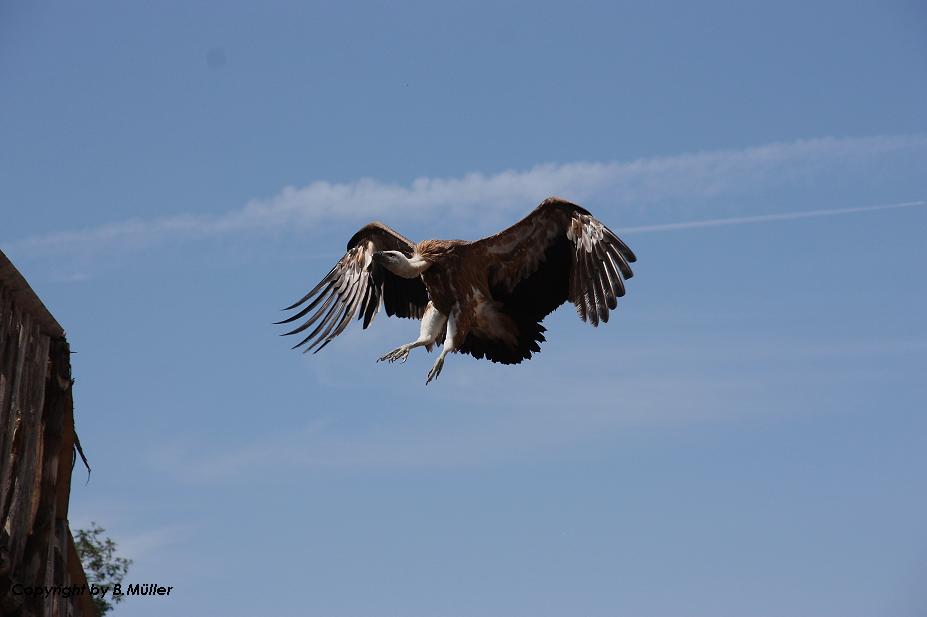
top-left (378, 302), bottom-right (446, 364)
top-left (426, 307), bottom-right (459, 384)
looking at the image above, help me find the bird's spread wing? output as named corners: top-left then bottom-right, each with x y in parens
top-left (471, 197), bottom-right (636, 326)
top-left (277, 222), bottom-right (429, 352)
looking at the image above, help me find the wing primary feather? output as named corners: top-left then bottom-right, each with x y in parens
top-left (595, 264), bottom-right (613, 321)
top-left (274, 280), bottom-right (336, 324)
top-left (319, 275), bottom-right (367, 347)
top-left (605, 251), bottom-right (627, 298)
top-left (305, 299), bottom-right (353, 353)
top-left (312, 338), bottom-right (334, 353)
top-left (576, 246), bottom-right (592, 325)
top-left (599, 247), bottom-right (622, 304)
top-left (282, 266), bottom-right (337, 310)
top-left (361, 267), bottom-right (384, 328)
top-left (362, 284), bottom-right (381, 328)
top-left (593, 241), bottom-right (618, 310)
top-left (586, 247), bottom-right (608, 324)
top-left (605, 241), bottom-right (634, 279)
top-left (291, 294), bottom-right (344, 349)
top-left (300, 300), bottom-right (346, 351)
top-left (604, 228), bottom-right (637, 264)
top-left (571, 247), bottom-right (589, 322)
top-left (356, 280), bottom-right (373, 322)
top-left (314, 296), bottom-right (360, 353)
top-left (583, 249), bottom-right (600, 326)
top-left (280, 290), bottom-right (338, 336)
top-left (306, 272), bottom-right (365, 352)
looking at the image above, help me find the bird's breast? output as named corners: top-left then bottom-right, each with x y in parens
top-left (421, 266), bottom-right (457, 316)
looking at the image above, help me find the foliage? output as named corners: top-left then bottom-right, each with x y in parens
top-left (74, 523), bottom-right (132, 615)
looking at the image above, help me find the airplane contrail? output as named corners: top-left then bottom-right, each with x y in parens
top-left (621, 200), bottom-right (927, 234)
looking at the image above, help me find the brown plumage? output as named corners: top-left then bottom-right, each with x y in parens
top-left (278, 197), bottom-right (636, 383)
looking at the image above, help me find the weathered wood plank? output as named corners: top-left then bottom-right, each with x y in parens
top-left (0, 291), bottom-right (18, 518)
top-left (7, 316), bottom-right (43, 577)
top-left (1, 310), bottom-right (32, 533)
top-left (0, 250), bottom-right (97, 616)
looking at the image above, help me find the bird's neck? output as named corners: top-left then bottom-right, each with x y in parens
top-left (385, 253), bottom-right (431, 279)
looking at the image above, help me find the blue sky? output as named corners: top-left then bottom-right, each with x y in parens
top-left (2, 1), bottom-right (927, 615)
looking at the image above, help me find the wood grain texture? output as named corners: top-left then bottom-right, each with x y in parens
top-left (0, 250), bottom-right (96, 617)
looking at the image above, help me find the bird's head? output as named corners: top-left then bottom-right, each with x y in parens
top-left (372, 250), bottom-right (404, 268)
top-left (372, 250), bottom-right (430, 278)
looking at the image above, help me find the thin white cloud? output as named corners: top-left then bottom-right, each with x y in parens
top-left (5, 133), bottom-right (926, 258)
top-left (621, 200), bottom-right (927, 234)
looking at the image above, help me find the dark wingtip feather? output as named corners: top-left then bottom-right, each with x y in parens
top-left (282, 298), bottom-right (308, 312)
top-left (623, 243), bottom-right (638, 263)
top-left (604, 228), bottom-right (637, 264)
top-left (290, 298), bottom-right (342, 349)
top-left (281, 265), bottom-right (339, 311)
top-left (305, 278), bottom-right (364, 353)
top-left (312, 339), bottom-right (333, 354)
top-left (583, 251), bottom-right (601, 327)
top-left (280, 292), bottom-right (338, 337)
top-left (274, 312), bottom-right (307, 326)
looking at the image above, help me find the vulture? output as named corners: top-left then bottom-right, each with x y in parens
top-left (278, 197), bottom-right (636, 383)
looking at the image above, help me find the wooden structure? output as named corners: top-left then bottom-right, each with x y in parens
top-left (0, 250), bottom-right (96, 617)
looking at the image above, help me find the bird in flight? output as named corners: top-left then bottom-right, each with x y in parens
top-left (278, 197), bottom-right (636, 383)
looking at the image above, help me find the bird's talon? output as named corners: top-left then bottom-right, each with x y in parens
top-left (425, 357), bottom-right (444, 384)
top-left (378, 346), bottom-right (411, 364)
